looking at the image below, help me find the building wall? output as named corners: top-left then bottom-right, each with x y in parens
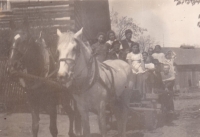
top-left (74, 0), bottom-right (111, 43)
top-left (176, 70), bottom-right (200, 92)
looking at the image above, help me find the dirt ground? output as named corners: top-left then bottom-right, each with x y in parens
top-left (1, 89), bottom-right (200, 137)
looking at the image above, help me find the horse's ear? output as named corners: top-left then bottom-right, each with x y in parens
top-left (57, 29), bottom-right (62, 36)
top-left (39, 31), bottom-right (43, 38)
top-left (74, 28), bottom-right (83, 41)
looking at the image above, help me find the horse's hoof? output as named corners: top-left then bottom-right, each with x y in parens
top-left (68, 132), bottom-right (76, 137)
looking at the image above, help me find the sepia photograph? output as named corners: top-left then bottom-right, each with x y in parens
top-left (0, 0), bottom-right (200, 137)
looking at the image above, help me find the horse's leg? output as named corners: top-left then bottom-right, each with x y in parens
top-left (121, 84), bottom-right (133, 137)
top-left (63, 102), bottom-right (76, 137)
top-left (121, 106), bottom-right (128, 137)
top-left (77, 103), bottom-right (90, 137)
top-left (61, 91), bottom-right (77, 137)
top-left (112, 100), bottom-right (122, 136)
top-left (98, 101), bottom-right (106, 137)
top-left (31, 105), bottom-right (40, 137)
top-left (48, 104), bottom-right (58, 137)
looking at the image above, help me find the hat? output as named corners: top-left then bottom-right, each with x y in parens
top-left (125, 29), bottom-right (132, 35)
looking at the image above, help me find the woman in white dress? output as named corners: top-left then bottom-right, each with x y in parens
top-left (126, 43), bottom-right (146, 100)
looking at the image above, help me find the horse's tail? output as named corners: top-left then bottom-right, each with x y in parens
top-left (73, 101), bottom-right (82, 135)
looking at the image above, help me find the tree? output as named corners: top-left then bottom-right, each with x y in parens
top-left (136, 35), bottom-right (159, 52)
top-left (174, 0), bottom-right (200, 27)
top-left (110, 8), bottom-right (147, 40)
top-left (175, 0), bottom-right (200, 5)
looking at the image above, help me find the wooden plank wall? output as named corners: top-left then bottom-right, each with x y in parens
top-left (0, 1), bottom-right (75, 33)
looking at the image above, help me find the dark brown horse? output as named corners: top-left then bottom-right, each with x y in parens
top-left (7, 23), bottom-right (78, 137)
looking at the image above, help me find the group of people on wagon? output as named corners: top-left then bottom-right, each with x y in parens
top-left (91, 29), bottom-right (176, 113)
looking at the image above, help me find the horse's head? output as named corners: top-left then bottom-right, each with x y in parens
top-left (56, 28), bottom-right (91, 86)
top-left (8, 28), bottom-right (31, 72)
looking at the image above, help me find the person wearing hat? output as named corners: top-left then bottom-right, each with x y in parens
top-left (91, 32), bottom-right (107, 62)
top-left (121, 29), bottom-right (135, 52)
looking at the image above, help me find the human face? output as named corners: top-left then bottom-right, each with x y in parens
top-left (148, 48), bottom-right (153, 55)
top-left (165, 53), bottom-right (171, 60)
top-left (113, 44), bottom-right (120, 53)
top-left (163, 66), bottom-right (170, 74)
top-left (125, 33), bottom-right (132, 40)
top-left (132, 45), bottom-right (139, 53)
top-left (142, 53), bottom-right (148, 61)
top-left (109, 33), bottom-right (115, 41)
top-left (154, 46), bottom-right (161, 53)
top-left (98, 35), bottom-right (104, 43)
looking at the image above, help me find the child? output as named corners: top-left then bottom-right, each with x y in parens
top-left (127, 43), bottom-right (145, 99)
top-left (142, 52), bottom-right (155, 93)
top-left (161, 64), bottom-right (175, 113)
top-left (152, 45), bottom-right (166, 64)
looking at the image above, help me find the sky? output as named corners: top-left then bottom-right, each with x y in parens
top-left (109, 0), bottom-right (200, 47)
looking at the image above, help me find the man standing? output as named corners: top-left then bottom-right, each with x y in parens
top-left (121, 29), bottom-right (135, 52)
top-left (161, 64), bottom-right (175, 113)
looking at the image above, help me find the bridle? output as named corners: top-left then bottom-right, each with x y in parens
top-left (58, 41), bottom-right (93, 83)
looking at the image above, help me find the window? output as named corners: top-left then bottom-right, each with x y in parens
top-left (0, 0), bottom-right (10, 11)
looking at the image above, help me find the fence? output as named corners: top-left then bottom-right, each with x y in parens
top-left (0, 58), bottom-right (27, 112)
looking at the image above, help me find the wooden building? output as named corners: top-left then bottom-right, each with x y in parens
top-left (163, 47), bottom-right (200, 92)
top-left (0, 0), bottom-right (111, 57)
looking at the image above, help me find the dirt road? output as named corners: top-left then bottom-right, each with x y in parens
top-left (1, 91), bottom-right (200, 137)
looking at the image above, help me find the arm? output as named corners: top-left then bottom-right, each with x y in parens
top-left (127, 59), bottom-right (138, 72)
top-left (140, 54), bottom-right (145, 71)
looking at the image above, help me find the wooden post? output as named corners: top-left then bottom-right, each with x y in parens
top-left (7, 0), bottom-right (10, 10)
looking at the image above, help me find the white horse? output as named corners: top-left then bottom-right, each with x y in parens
top-left (56, 28), bottom-right (134, 137)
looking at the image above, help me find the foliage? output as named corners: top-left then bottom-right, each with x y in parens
top-left (136, 35), bottom-right (159, 52)
top-left (174, 0), bottom-right (200, 27)
top-left (110, 8), bottom-right (147, 40)
top-left (174, 0), bottom-right (200, 5)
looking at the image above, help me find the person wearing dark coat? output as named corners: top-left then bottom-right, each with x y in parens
top-left (121, 29), bottom-right (135, 52)
top-left (91, 32), bottom-right (108, 62)
top-left (107, 40), bottom-right (124, 60)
